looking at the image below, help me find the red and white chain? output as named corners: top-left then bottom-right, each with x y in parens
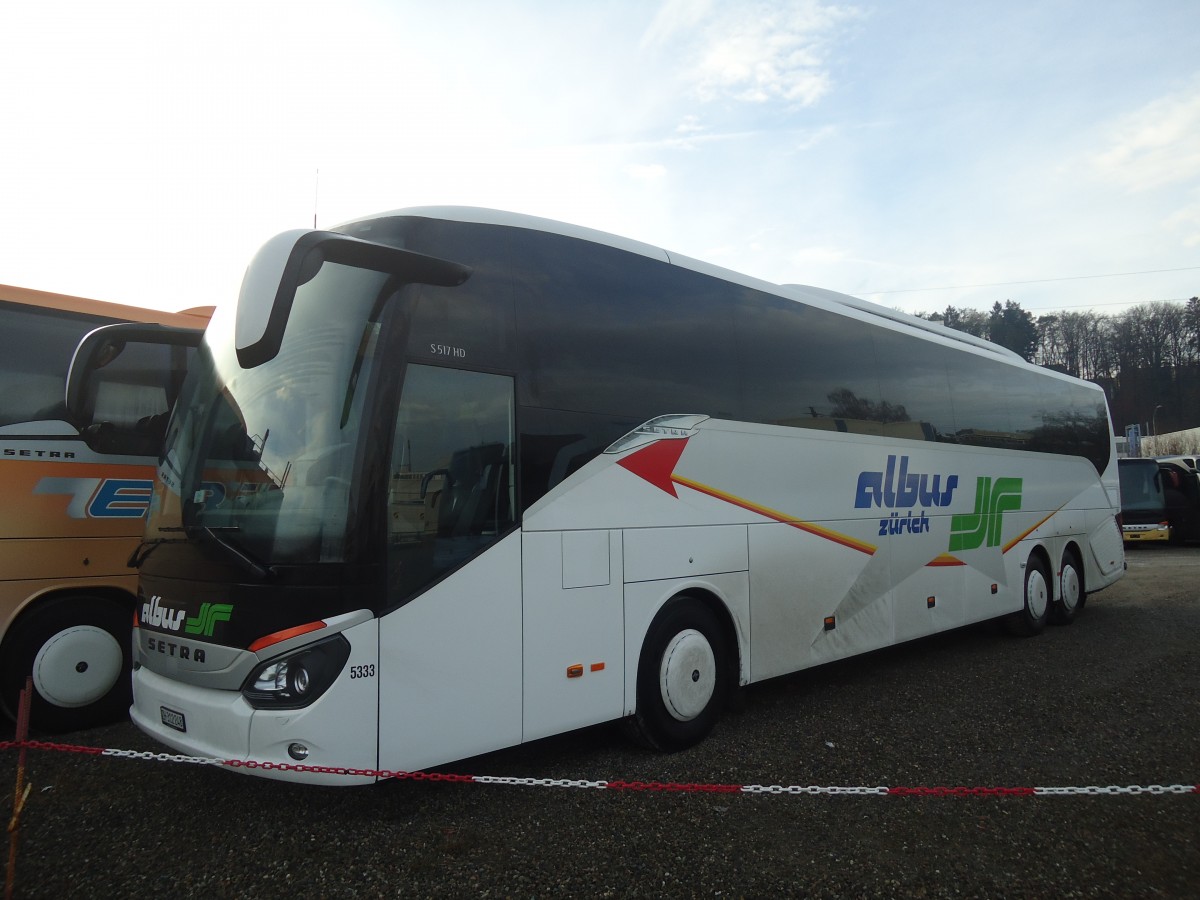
top-left (3, 740), bottom-right (1197, 796)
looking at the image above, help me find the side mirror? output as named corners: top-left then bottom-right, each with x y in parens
top-left (65, 322), bottom-right (204, 454)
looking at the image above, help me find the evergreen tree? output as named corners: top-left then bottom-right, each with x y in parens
top-left (987, 300), bottom-right (1037, 361)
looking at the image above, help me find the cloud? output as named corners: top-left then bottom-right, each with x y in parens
top-left (1092, 78), bottom-right (1200, 192)
top-left (1166, 192), bottom-right (1200, 249)
top-left (642, 0), bottom-right (862, 108)
top-left (626, 163), bottom-right (668, 181)
top-left (788, 245), bottom-right (850, 265)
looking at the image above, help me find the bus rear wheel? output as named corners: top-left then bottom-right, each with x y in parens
top-left (1050, 549), bottom-right (1085, 625)
top-left (1006, 555), bottom-right (1050, 637)
top-left (626, 598), bottom-right (730, 753)
top-left (0, 594), bottom-right (132, 733)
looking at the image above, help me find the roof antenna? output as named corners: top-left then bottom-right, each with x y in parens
top-left (313, 168), bottom-right (319, 229)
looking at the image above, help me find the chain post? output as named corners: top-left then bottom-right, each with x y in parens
top-left (6, 677), bottom-right (34, 900)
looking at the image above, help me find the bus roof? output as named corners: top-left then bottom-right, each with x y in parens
top-left (0, 283), bottom-right (212, 327)
top-left (342, 206), bottom-right (1027, 365)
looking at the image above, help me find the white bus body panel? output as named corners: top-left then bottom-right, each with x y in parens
top-left (747, 521), bottom-right (898, 681)
top-left (131, 616), bottom-right (380, 786)
top-left (521, 530), bottom-right (625, 742)
top-left (527, 417), bottom-right (1121, 693)
top-left (376, 532), bottom-right (523, 773)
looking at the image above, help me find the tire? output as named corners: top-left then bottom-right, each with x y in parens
top-left (1050, 550), bottom-right (1085, 625)
top-left (626, 598), bottom-right (730, 753)
top-left (0, 594), bottom-right (132, 733)
top-left (1006, 555), bottom-right (1050, 637)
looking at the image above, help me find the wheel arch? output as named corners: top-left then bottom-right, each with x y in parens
top-left (624, 574), bottom-right (749, 717)
top-left (2, 584), bottom-right (137, 648)
top-left (0, 584), bottom-right (138, 729)
top-left (660, 585), bottom-right (743, 690)
top-left (1026, 542), bottom-right (1054, 589)
top-left (623, 581), bottom-right (744, 752)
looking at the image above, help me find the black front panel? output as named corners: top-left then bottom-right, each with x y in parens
top-left (138, 567), bottom-right (380, 652)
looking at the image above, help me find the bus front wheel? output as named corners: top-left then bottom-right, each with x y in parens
top-left (626, 598), bottom-right (730, 753)
top-left (0, 594), bottom-right (132, 733)
top-left (1006, 555), bottom-right (1050, 637)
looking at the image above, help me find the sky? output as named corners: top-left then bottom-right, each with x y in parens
top-left (1, 0), bottom-right (1198, 318)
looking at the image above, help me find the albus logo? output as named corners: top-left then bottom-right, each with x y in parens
top-left (141, 595), bottom-right (185, 632)
top-left (854, 455), bottom-right (959, 510)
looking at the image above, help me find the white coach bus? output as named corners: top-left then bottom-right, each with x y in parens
top-left (121, 208), bottom-right (1125, 784)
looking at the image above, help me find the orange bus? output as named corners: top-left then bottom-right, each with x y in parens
top-left (0, 284), bottom-right (211, 731)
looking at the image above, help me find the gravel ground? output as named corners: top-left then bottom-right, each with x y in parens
top-left (3, 545), bottom-right (1198, 898)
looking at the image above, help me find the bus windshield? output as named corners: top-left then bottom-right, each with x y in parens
top-left (1118, 459), bottom-right (1164, 513)
top-left (147, 263), bottom-right (390, 566)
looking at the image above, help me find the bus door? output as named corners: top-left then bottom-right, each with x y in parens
top-left (377, 363), bottom-right (523, 771)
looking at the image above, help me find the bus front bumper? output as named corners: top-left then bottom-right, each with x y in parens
top-left (131, 665), bottom-right (378, 786)
top-left (1121, 523), bottom-right (1171, 543)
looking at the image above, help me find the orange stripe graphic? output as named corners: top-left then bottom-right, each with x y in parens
top-left (672, 475), bottom-right (877, 556)
top-left (1002, 508), bottom-right (1061, 554)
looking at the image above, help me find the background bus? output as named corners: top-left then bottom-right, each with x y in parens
top-left (0, 284), bottom-right (211, 731)
top-left (1118, 456), bottom-right (1200, 544)
top-left (126, 209), bottom-right (1125, 783)
top-left (1117, 458), bottom-right (1170, 542)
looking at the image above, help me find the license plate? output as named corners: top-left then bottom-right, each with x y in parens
top-left (160, 706), bottom-right (187, 732)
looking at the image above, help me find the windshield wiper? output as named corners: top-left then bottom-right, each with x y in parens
top-left (195, 524), bottom-right (272, 580)
top-left (127, 528), bottom-right (189, 568)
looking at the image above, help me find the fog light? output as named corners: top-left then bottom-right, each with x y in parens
top-left (288, 743), bottom-right (310, 761)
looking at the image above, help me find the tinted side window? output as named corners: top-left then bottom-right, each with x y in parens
top-left (1029, 374), bottom-right (1076, 458)
top-left (518, 406), bottom-right (640, 510)
top-left (78, 340), bottom-right (194, 457)
top-left (1070, 382), bottom-right (1112, 473)
top-left (946, 354), bottom-right (1018, 448)
top-left (943, 348), bottom-right (1110, 472)
top-left (869, 327), bottom-right (955, 442)
top-left (1002, 367), bottom-right (1048, 451)
top-left (512, 233), bottom-right (739, 420)
top-left (737, 294), bottom-right (885, 435)
top-left (87, 342), bottom-right (187, 428)
top-left (0, 302), bottom-right (113, 426)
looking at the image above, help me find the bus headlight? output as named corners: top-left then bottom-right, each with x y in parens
top-left (241, 635), bottom-right (351, 709)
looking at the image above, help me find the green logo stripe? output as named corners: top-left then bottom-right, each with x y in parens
top-left (949, 477), bottom-right (1023, 552)
top-left (184, 602), bottom-right (235, 637)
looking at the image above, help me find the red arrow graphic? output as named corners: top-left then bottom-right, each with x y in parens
top-left (615, 438), bottom-right (689, 498)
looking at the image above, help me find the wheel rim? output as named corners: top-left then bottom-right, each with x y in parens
top-left (1060, 563), bottom-right (1081, 613)
top-left (1027, 567), bottom-right (1050, 620)
top-left (659, 628), bottom-right (716, 722)
top-left (31, 625), bottom-right (124, 708)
